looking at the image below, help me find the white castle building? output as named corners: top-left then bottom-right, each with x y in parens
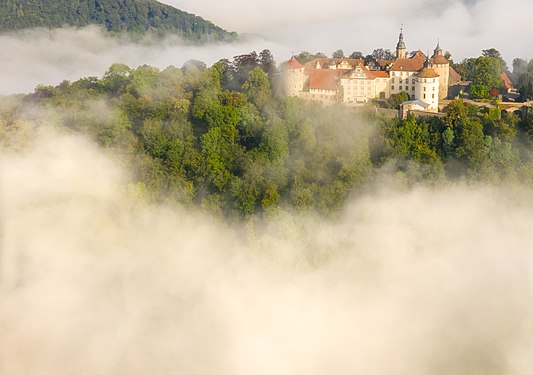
top-left (282, 29), bottom-right (461, 112)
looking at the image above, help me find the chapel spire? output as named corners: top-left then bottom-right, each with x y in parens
top-left (396, 26), bottom-right (407, 59)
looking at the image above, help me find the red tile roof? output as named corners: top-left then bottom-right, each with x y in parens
top-left (370, 71), bottom-right (390, 78)
top-left (431, 54), bottom-right (449, 65)
top-left (390, 52), bottom-right (426, 72)
top-left (308, 69), bottom-right (340, 91)
top-left (284, 57), bottom-right (304, 70)
top-left (500, 72), bottom-right (513, 90)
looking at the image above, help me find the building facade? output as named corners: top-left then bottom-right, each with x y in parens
top-left (282, 29), bottom-right (460, 111)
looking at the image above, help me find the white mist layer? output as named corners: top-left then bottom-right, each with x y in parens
top-left (165, 0), bottom-right (533, 62)
top-left (0, 26), bottom-right (286, 95)
top-left (1, 131), bottom-right (533, 374)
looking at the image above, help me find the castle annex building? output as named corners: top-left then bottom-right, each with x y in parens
top-left (282, 29), bottom-right (461, 112)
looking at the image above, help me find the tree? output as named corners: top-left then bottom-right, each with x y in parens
top-left (101, 63), bottom-right (131, 96)
top-left (372, 48), bottom-right (395, 60)
top-left (512, 58), bottom-right (533, 101)
top-left (294, 51), bottom-right (327, 64)
top-left (349, 51), bottom-right (364, 59)
top-left (233, 51), bottom-right (259, 87)
top-left (182, 60), bottom-right (207, 73)
top-left (242, 68), bottom-right (272, 108)
top-left (259, 49), bottom-right (276, 75)
top-left (482, 48), bottom-right (508, 72)
top-left (386, 92), bottom-right (410, 109)
top-left (469, 56), bottom-right (503, 99)
top-left (332, 49), bottom-right (345, 59)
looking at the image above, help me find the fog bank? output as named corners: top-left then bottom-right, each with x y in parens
top-left (0, 26), bottom-right (286, 95)
top-left (1, 130), bottom-right (532, 374)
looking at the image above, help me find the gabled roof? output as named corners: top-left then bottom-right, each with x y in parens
top-left (284, 56), bottom-right (304, 70)
top-left (308, 69), bottom-right (340, 91)
top-left (390, 51), bottom-right (426, 72)
top-left (340, 63), bottom-right (377, 80)
top-left (305, 58), bottom-right (365, 72)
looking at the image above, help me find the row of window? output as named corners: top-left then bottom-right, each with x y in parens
top-left (393, 78), bottom-right (416, 84)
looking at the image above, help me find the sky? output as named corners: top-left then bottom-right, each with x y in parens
top-left (0, 0), bottom-right (532, 94)
top-left (164, 0), bottom-right (533, 62)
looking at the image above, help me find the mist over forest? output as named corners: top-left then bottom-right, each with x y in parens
top-left (2, 0), bottom-right (533, 373)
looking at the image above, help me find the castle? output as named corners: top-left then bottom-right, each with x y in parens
top-left (282, 29), bottom-right (462, 112)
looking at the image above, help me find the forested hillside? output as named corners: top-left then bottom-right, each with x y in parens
top-left (1, 51), bottom-right (533, 218)
top-left (0, 0), bottom-right (237, 40)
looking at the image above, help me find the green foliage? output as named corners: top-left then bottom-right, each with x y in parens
top-left (0, 0), bottom-right (237, 41)
top-left (384, 92), bottom-right (410, 109)
top-left (2, 53), bottom-right (532, 217)
top-left (294, 51), bottom-right (327, 64)
top-left (469, 56), bottom-right (504, 99)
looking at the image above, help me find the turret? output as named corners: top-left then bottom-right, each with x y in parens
top-left (282, 56), bottom-right (306, 97)
top-left (396, 27), bottom-right (407, 59)
top-left (430, 41), bottom-right (450, 99)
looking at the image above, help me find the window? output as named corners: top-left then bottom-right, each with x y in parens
top-left (412, 79), bottom-right (415, 84)
top-left (424, 87), bottom-right (426, 92)
top-left (423, 94), bottom-right (426, 99)
top-left (392, 85), bottom-right (395, 90)
top-left (399, 86), bottom-right (403, 90)
top-left (399, 79), bottom-right (403, 84)
top-left (412, 86), bottom-right (415, 91)
top-left (432, 94), bottom-right (435, 98)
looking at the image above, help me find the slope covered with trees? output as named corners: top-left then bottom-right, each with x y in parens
top-left (1, 51), bottom-right (533, 218)
top-left (0, 0), bottom-right (237, 41)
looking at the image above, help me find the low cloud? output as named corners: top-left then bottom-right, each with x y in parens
top-left (2, 0), bottom-right (532, 95)
top-left (1, 129), bottom-right (532, 374)
top-left (0, 26), bottom-right (287, 95)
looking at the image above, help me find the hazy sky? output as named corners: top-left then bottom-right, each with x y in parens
top-left (164, 0), bottom-right (533, 62)
top-left (1, 0), bottom-right (532, 95)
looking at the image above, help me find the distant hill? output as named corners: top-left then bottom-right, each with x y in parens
top-left (0, 0), bottom-right (237, 41)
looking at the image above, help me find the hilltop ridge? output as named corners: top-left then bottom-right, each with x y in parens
top-left (0, 0), bottom-right (237, 41)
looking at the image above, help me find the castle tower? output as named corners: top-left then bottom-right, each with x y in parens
top-left (415, 56), bottom-right (440, 111)
top-left (396, 27), bottom-right (407, 59)
top-left (430, 40), bottom-right (450, 99)
top-left (282, 56), bottom-right (306, 97)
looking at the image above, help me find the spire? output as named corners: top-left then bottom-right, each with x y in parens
top-left (396, 25), bottom-right (406, 50)
top-left (396, 25), bottom-right (406, 59)
top-left (424, 52), bottom-right (431, 68)
top-left (434, 39), bottom-right (443, 56)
